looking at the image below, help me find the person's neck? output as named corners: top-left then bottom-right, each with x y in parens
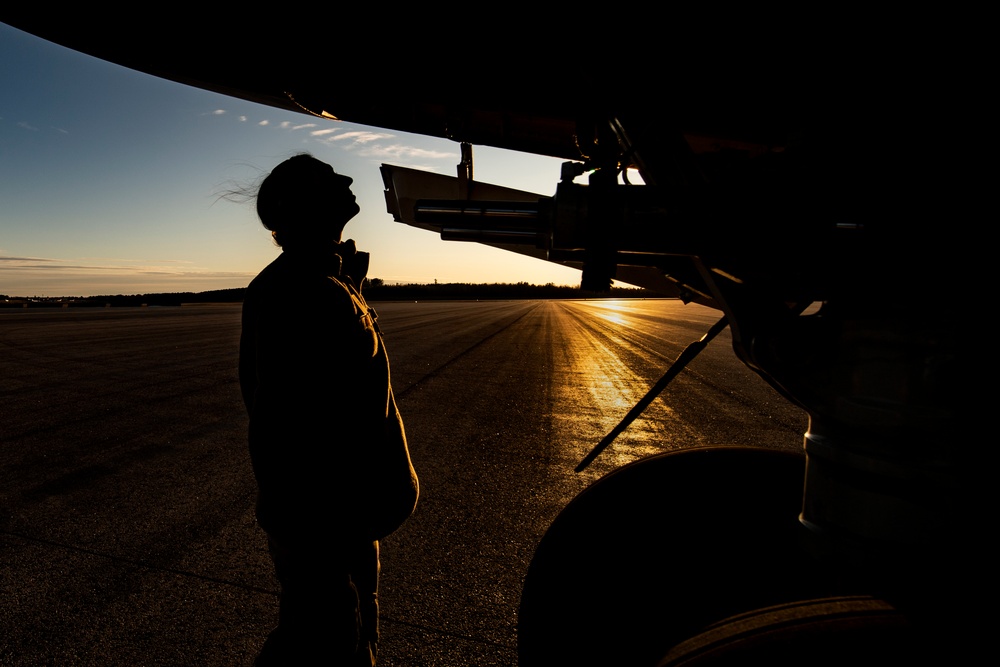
top-left (282, 238), bottom-right (343, 256)
top-left (281, 240), bottom-right (344, 275)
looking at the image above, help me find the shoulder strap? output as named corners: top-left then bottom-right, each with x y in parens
top-left (336, 276), bottom-right (381, 336)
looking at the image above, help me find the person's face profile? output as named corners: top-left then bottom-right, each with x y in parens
top-left (326, 169), bottom-right (360, 226)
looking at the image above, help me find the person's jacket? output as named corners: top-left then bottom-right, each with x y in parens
top-left (239, 245), bottom-right (418, 547)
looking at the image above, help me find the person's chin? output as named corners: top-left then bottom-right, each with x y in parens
top-left (335, 207), bottom-right (361, 228)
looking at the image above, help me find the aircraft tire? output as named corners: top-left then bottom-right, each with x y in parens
top-left (517, 446), bottom-right (836, 667)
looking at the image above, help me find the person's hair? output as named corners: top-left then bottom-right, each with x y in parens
top-left (255, 153), bottom-right (343, 247)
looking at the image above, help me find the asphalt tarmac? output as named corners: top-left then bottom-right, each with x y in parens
top-left (1, 300), bottom-right (806, 665)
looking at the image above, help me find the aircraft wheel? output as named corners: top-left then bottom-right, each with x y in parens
top-left (654, 594), bottom-right (916, 666)
top-left (517, 446), bottom-right (836, 667)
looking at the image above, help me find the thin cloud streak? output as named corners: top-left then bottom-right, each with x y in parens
top-left (327, 131), bottom-right (393, 144)
top-left (214, 110), bottom-right (453, 165)
top-left (4, 272), bottom-right (256, 297)
top-left (380, 163), bottom-right (445, 174)
top-left (1, 256), bottom-right (258, 297)
top-left (0, 255), bottom-right (240, 277)
top-left (359, 144), bottom-right (456, 160)
top-left (0, 256), bottom-right (57, 263)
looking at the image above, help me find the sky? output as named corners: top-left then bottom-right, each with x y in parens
top-left (0, 23), bottom-right (589, 297)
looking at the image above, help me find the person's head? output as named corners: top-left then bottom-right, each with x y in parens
top-left (255, 154), bottom-right (360, 247)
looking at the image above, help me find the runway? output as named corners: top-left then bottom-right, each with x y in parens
top-left (0, 300), bottom-right (806, 665)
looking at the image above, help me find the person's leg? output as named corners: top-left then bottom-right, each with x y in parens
top-left (350, 541), bottom-right (380, 666)
top-left (255, 537), bottom-right (362, 665)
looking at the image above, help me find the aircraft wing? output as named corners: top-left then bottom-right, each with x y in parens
top-left (0, 14), bottom-right (805, 163)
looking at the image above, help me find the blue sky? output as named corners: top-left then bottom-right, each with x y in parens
top-left (1, 22), bottom-right (586, 297)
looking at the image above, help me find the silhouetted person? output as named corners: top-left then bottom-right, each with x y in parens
top-left (238, 154), bottom-right (418, 665)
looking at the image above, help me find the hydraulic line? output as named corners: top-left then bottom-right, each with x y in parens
top-left (575, 315), bottom-right (729, 472)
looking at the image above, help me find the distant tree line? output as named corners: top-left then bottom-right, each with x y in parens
top-left (361, 281), bottom-right (661, 301)
top-left (2, 282), bottom-right (664, 308)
